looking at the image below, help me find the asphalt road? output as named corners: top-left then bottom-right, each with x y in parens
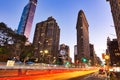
top-left (0, 69), bottom-right (98, 80)
top-left (68, 72), bottom-right (107, 80)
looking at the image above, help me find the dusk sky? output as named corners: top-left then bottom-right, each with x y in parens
top-left (0, 0), bottom-right (117, 61)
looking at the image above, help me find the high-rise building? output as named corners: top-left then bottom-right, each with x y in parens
top-left (94, 54), bottom-right (102, 66)
top-left (17, 0), bottom-right (37, 39)
top-left (76, 10), bottom-right (90, 62)
top-left (59, 44), bottom-right (70, 57)
top-left (106, 0), bottom-right (120, 49)
top-left (58, 44), bottom-right (71, 64)
top-left (74, 45), bottom-right (77, 62)
top-left (107, 37), bottom-right (120, 66)
top-left (89, 44), bottom-right (95, 66)
top-left (33, 17), bottom-right (60, 63)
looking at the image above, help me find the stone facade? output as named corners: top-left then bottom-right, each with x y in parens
top-left (76, 10), bottom-right (90, 62)
top-left (33, 17), bottom-right (60, 63)
top-left (107, 0), bottom-right (120, 50)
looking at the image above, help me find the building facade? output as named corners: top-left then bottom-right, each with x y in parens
top-left (58, 44), bottom-right (71, 64)
top-left (33, 17), bottom-right (60, 63)
top-left (107, 37), bottom-right (120, 66)
top-left (107, 0), bottom-right (120, 49)
top-left (17, 0), bottom-right (37, 39)
top-left (74, 45), bottom-right (77, 62)
top-left (76, 10), bottom-right (90, 62)
top-left (59, 44), bottom-right (70, 57)
top-left (94, 54), bottom-right (102, 66)
top-left (89, 44), bottom-right (95, 66)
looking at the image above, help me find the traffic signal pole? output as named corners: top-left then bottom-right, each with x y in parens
top-left (105, 55), bottom-right (110, 71)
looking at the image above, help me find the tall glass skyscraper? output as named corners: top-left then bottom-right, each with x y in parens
top-left (17, 0), bottom-right (37, 39)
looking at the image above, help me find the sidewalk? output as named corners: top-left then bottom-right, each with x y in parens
top-left (108, 72), bottom-right (120, 80)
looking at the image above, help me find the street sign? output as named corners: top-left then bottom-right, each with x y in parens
top-left (6, 60), bottom-right (15, 66)
top-left (60, 50), bottom-right (66, 55)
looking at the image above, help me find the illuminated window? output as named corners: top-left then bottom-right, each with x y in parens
top-left (81, 27), bottom-right (83, 29)
top-left (41, 33), bottom-right (44, 36)
top-left (115, 53), bottom-right (120, 56)
top-left (118, 0), bottom-right (120, 6)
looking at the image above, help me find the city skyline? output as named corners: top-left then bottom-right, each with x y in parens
top-left (0, 0), bottom-right (116, 61)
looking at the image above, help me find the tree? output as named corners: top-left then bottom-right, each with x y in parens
top-left (0, 22), bottom-right (27, 61)
top-left (20, 44), bottom-right (35, 62)
top-left (0, 22), bottom-right (27, 46)
top-left (0, 22), bottom-right (13, 45)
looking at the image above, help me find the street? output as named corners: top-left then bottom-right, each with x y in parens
top-left (0, 68), bottom-right (108, 80)
top-left (69, 72), bottom-right (107, 80)
top-left (0, 62), bottom-right (108, 80)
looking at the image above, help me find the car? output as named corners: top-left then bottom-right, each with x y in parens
top-left (16, 61), bottom-right (22, 64)
top-left (99, 68), bottom-right (105, 74)
top-left (26, 61), bottom-right (34, 64)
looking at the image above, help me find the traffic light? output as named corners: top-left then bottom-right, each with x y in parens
top-left (104, 55), bottom-right (110, 60)
top-left (82, 57), bottom-right (87, 63)
top-left (64, 61), bottom-right (71, 68)
top-left (65, 61), bottom-right (70, 65)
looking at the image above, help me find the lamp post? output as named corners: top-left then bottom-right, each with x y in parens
top-left (40, 49), bottom-right (49, 63)
top-left (105, 54), bottom-right (110, 71)
top-left (44, 49), bottom-right (48, 54)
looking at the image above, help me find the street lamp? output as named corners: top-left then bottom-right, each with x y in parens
top-left (40, 50), bottom-right (43, 53)
top-left (40, 50), bottom-right (49, 55)
top-left (44, 49), bottom-right (48, 54)
top-left (105, 54), bottom-right (110, 72)
top-left (39, 49), bottom-right (49, 63)
top-left (105, 55), bottom-right (110, 60)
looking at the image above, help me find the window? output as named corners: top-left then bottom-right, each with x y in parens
top-left (47, 29), bottom-right (52, 36)
top-left (81, 27), bottom-right (83, 29)
top-left (118, 0), bottom-right (120, 6)
top-left (41, 33), bottom-right (44, 36)
top-left (81, 36), bottom-right (83, 38)
top-left (118, 14), bottom-right (120, 20)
